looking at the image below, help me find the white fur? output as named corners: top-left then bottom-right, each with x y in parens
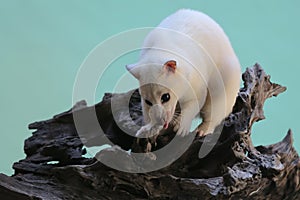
top-left (127, 9), bottom-right (241, 137)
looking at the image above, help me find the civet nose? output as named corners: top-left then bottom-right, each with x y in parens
top-left (149, 104), bottom-right (164, 125)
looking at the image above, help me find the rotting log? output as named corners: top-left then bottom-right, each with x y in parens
top-left (0, 63), bottom-right (299, 200)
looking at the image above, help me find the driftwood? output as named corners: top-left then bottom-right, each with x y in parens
top-left (0, 63), bottom-right (299, 200)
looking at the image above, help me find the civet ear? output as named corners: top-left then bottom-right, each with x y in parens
top-left (126, 63), bottom-right (140, 79)
top-left (163, 60), bottom-right (177, 73)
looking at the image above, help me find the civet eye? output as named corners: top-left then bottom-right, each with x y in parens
top-left (161, 93), bottom-right (170, 103)
top-left (145, 99), bottom-right (153, 106)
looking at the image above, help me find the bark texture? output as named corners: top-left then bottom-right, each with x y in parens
top-left (0, 63), bottom-right (299, 200)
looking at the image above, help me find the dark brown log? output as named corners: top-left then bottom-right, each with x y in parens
top-left (0, 63), bottom-right (299, 200)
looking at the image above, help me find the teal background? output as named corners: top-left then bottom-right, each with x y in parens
top-left (1, 1), bottom-right (299, 175)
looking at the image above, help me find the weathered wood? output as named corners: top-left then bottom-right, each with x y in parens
top-left (0, 63), bottom-right (299, 200)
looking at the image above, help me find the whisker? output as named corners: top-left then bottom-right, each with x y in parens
top-left (170, 114), bottom-right (181, 125)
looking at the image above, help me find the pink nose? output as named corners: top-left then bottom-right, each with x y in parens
top-left (163, 122), bottom-right (169, 129)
